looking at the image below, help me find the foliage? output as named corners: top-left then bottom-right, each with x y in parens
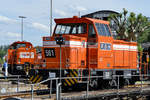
top-left (0, 45), bottom-right (9, 64)
top-left (109, 8), bottom-right (128, 40)
top-left (137, 29), bottom-right (150, 43)
top-left (127, 13), bottom-right (150, 42)
top-left (109, 8), bottom-right (150, 43)
top-left (137, 44), bottom-right (143, 52)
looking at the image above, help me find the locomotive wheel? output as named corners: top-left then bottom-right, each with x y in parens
top-left (129, 79), bottom-right (136, 85)
top-left (109, 79), bottom-right (117, 88)
top-left (97, 79), bottom-right (110, 89)
top-left (124, 79), bottom-right (130, 85)
top-left (89, 78), bottom-right (98, 90)
top-left (118, 77), bottom-right (125, 88)
top-left (130, 76), bottom-right (139, 85)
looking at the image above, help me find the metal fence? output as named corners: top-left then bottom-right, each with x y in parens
top-left (33, 74), bottom-right (150, 100)
top-left (0, 74), bottom-right (150, 100)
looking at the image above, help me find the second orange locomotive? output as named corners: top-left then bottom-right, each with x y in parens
top-left (7, 41), bottom-right (37, 75)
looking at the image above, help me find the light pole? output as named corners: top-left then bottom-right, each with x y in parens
top-left (19, 16), bottom-right (26, 41)
top-left (55, 35), bottom-right (65, 100)
top-left (50, 0), bottom-right (52, 36)
top-left (55, 35), bottom-right (65, 82)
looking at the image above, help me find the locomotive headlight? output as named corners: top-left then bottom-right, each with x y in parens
top-left (16, 65), bottom-right (23, 70)
top-left (42, 59), bottom-right (46, 67)
top-left (64, 70), bottom-right (68, 75)
top-left (66, 58), bottom-right (70, 67)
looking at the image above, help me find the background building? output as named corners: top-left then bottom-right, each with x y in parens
top-left (81, 10), bottom-right (119, 20)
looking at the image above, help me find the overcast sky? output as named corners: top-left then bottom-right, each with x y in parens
top-left (0, 0), bottom-right (150, 46)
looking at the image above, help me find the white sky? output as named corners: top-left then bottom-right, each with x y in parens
top-left (0, 0), bottom-right (149, 46)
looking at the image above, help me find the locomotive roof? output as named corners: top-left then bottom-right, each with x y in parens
top-left (54, 16), bottom-right (109, 25)
top-left (10, 41), bottom-right (33, 46)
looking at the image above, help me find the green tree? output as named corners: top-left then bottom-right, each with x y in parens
top-left (127, 13), bottom-right (150, 42)
top-left (109, 8), bottom-right (150, 43)
top-left (0, 58), bottom-right (3, 64)
top-left (109, 8), bottom-right (128, 40)
top-left (0, 45), bottom-right (9, 64)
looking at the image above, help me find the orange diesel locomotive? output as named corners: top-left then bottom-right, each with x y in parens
top-left (30, 16), bottom-right (138, 88)
top-left (7, 41), bottom-right (36, 75)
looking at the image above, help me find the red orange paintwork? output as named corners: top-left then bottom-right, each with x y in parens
top-left (7, 41), bottom-right (36, 66)
top-left (42, 16), bottom-right (137, 71)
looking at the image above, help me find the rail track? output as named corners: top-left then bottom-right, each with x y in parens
top-left (0, 83), bottom-right (150, 100)
top-left (0, 89), bottom-right (52, 99)
top-left (0, 92), bottom-right (32, 99)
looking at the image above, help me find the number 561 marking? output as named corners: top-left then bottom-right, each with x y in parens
top-left (44, 48), bottom-right (56, 57)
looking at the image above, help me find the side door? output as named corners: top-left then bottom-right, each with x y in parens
top-left (95, 23), bottom-right (113, 69)
top-left (70, 48), bottom-right (78, 68)
top-left (87, 24), bottom-right (98, 69)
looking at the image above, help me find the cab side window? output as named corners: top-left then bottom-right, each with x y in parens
top-left (105, 24), bottom-right (111, 36)
top-left (88, 24), bottom-right (97, 45)
top-left (95, 23), bottom-right (111, 37)
top-left (88, 24), bottom-right (96, 38)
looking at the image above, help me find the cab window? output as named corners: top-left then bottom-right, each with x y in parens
top-left (16, 44), bottom-right (26, 48)
top-left (95, 23), bottom-right (111, 36)
top-left (13, 43), bottom-right (26, 49)
top-left (88, 24), bottom-right (96, 38)
top-left (88, 24), bottom-right (97, 45)
top-left (55, 23), bottom-right (87, 34)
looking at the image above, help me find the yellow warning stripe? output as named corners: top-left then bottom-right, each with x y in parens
top-left (29, 76), bottom-right (34, 81)
top-left (71, 69), bottom-right (78, 77)
top-left (26, 68), bottom-right (29, 72)
top-left (74, 69), bottom-right (78, 74)
top-left (32, 75), bottom-right (39, 83)
top-left (70, 73), bottom-right (78, 83)
top-left (36, 76), bottom-right (42, 83)
top-left (64, 82), bottom-right (67, 86)
top-left (67, 75), bottom-right (75, 85)
top-left (65, 79), bottom-right (71, 86)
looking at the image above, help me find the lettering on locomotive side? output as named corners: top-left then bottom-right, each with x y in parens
top-left (113, 44), bottom-right (137, 51)
top-left (44, 48), bottom-right (56, 57)
top-left (20, 52), bottom-right (34, 58)
top-left (43, 41), bottom-right (56, 46)
top-left (100, 43), bottom-right (111, 50)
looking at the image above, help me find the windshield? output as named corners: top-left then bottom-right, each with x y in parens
top-left (12, 43), bottom-right (26, 49)
top-left (55, 23), bottom-right (87, 35)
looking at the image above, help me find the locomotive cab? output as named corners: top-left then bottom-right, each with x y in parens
top-left (42, 16), bottom-right (113, 70)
